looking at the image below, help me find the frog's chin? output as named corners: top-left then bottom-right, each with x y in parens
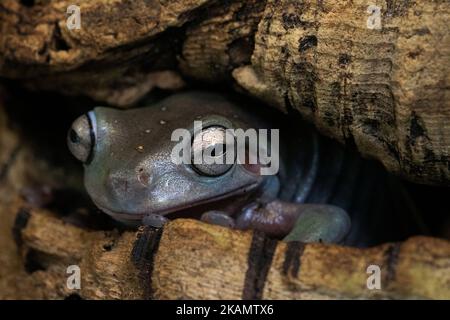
top-left (92, 182), bottom-right (261, 224)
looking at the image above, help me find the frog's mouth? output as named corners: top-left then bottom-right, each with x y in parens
top-left (92, 182), bottom-right (260, 225)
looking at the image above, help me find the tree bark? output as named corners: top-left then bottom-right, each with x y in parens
top-left (1, 0), bottom-right (449, 185)
top-left (0, 1), bottom-right (449, 300)
top-left (1, 95), bottom-right (448, 299)
top-left (11, 204), bottom-right (450, 300)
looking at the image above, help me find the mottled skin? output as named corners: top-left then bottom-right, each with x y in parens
top-left (68, 92), bottom-right (419, 246)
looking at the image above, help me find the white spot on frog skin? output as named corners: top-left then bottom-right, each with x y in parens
top-left (144, 129), bottom-right (151, 134)
top-left (160, 120), bottom-right (167, 125)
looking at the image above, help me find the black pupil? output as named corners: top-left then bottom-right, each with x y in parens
top-left (211, 144), bottom-right (226, 157)
top-left (69, 129), bottom-right (81, 143)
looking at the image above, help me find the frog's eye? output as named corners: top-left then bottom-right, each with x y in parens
top-left (67, 114), bottom-right (94, 163)
top-left (191, 126), bottom-right (235, 176)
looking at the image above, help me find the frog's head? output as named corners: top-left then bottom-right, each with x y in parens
top-left (67, 92), bottom-right (270, 224)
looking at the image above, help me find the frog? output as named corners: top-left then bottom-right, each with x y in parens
top-left (67, 91), bottom-right (419, 246)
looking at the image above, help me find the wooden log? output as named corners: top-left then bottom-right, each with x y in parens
top-left (184, 0), bottom-right (450, 185)
top-left (13, 204), bottom-right (450, 300)
top-left (0, 0), bottom-right (449, 300)
top-left (0, 0), bottom-right (449, 184)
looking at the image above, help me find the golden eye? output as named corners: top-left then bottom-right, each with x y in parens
top-left (67, 114), bottom-right (94, 163)
top-left (191, 126), bottom-right (235, 176)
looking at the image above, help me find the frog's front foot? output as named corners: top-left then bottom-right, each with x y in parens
top-left (142, 213), bottom-right (169, 228)
top-left (235, 200), bottom-right (351, 244)
top-left (282, 204), bottom-right (351, 243)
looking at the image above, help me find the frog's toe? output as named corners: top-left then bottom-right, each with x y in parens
top-left (201, 211), bottom-right (235, 228)
top-left (142, 213), bottom-right (169, 228)
top-left (283, 205), bottom-right (351, 244)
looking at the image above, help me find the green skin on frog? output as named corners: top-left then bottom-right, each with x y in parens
top-left (68, 92), bottom-right (351, 244)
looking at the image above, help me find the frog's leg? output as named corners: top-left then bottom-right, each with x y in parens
top-left (235, 200), bottom-right (351, 244)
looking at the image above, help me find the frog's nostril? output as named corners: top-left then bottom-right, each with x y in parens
top-left (137, 168), bottom-right (151, 186)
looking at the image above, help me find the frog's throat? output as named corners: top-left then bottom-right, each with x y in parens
top-left (92, 181), bottom-right (261, 222)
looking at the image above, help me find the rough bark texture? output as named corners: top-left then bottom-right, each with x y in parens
top-left (10, 205), bottom-right (450, 300)
top-left (0, 86), bottom-right (86, 298)
top-left (1, 0), bottom-right (449, 185)
top-left (0, 87), bottom-right (449, 299)
top-left (0, 0), bottom-right (449, 300)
